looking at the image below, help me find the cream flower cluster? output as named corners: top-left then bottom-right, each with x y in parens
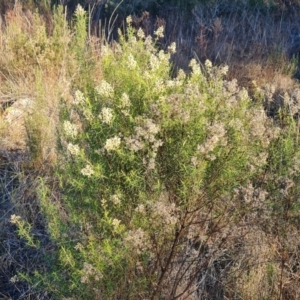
top-left (162, 94), bottom-right (191, 123)
top-left (125, 118), bottom-right (161, 150)
top-left (137, 28), bottom-right (145, 39)
top-left (83, 107), bottom-right (94, 121)
top-left (168, 42), bottom-right (176, 54)
top-left (120, 93), bottom-right (131, 108)
top-left (80, 262), bottom-right (103, 284)
top-left (95, 80), bottom-right (114, 98)
top-left (67, 143), bottom-right (80, 156)
top-left (10, 214), bottom-right (21, 224)
top-left (63, 121), bottom-right (78, 138)
top-left (189, 59), bottom-right (201, 75)
top-left (154, 26), bottom-right (164, 38)
top-left (149, 54), bottom-right (160, 70)
top-left (205, 59), bottom-right (213, 69)
top-left (125, 117), bottom-right (162, 170)
top-left (151, 200), bottom-right (178, 227)
top-left (104, 136), bottom-right (121, 152)
top-left (99, 107), bottom-right (114, 125)
top-left (124, 228), bottom-right (149, 255)
top-left (127, 53), bottom-right (137, 70)
top-left (193, 122), bottom-right (227, 163)
top-left (81, 164), bottom-right (94, 177)
top-left (110, 194), bottom-right (121, 205)
top-left (75, 4), bottom-right (85, 17)
top-left (126, 15), bottom-right (132, 24)
top-left (74, 90), bottom-right (85, 105)
top-left (144, 35), bottom-right (154, 51)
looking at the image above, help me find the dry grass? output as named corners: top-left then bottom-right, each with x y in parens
top-left (0, 6), bottom-right (70, 298)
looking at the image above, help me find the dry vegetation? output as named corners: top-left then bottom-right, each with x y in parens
top-left (1, 1), bottom-right (300, 299)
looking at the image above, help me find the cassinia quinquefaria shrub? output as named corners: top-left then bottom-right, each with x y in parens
top-left (38, 11), bottom-right (284, 300)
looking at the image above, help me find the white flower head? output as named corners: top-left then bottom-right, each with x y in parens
top-left (80, 262), bottom-right (103, 284)
top-left (110, 194), bottom-right (121, 205)
top-left (10, 275), bottom-right (19, 283)
top-left (95, 80), bottom-right (114, 98)
top-left (154, 26), bottom-right (164, 38)
top-left (150, 54), bottom-right (160, 70)
top-left (81, 164), bottom-right (94, 177)
top-left (120, 93), bottom-right (131, 108)
top-left (74, 90), bottom-right (85, 105)
top-left (104, 136), bottom-right (121, 151)
top-left (144, 118), bottom-right (160, 134)
top-left (126, 15), bottom-right (132, 25)
top-left (83, 107), bottom-right (94, 121)
top-left (177, 69), bottom-right (186, 81)
top-left (101, 45), bottom-right (113, 57)
top-left (168, 42), bottom-right (176, 54)
top-left (112, 218), bottom-right (121, 228)
top-left (63, 121), bottom-right (78, 138)
top-left (191, 156), bottom-right (198, 167)
top-left (205, 59), bottom-right (213, 69)
top-left (220, 65), bottom-right (229, 75)
top-left (144, 35), bottom-right (153, 48)
top-left (114, 43), bottom-right (123, 54)
top-left (101, 198), bottom-right (107, 208)
top-left (127, 53), bottom-right (137, 70)
top-left (128, 35), bottom-right (137, 46)
top-left (10, 214), bottom-right (21, 224)
top-left (137, 28), bottom-right (145, 39)
top-left (189, 59), bottom-right (201, 75)
top-left (147, 157), bottom-right (156, 170)
top-left (99, 107), bottom-right (114, 124)
top-left (67, 143), bottom-right (80, 156)
top-left (124, 228), bottom-right (149, 254)
top-left (158, 50), bottom-right (168, 62)
top-left (75, 4), bottom-right (85, 17)
top-left (124, 136), bottom-right (144, 152)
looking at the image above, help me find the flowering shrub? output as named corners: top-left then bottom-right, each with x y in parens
top-left (24, 8), bottom-right (300, 300)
